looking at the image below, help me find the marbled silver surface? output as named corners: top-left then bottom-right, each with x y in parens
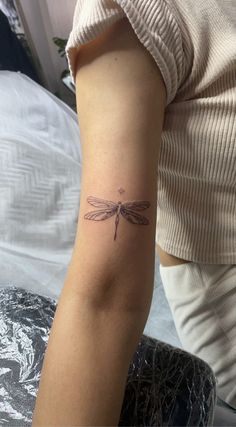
top-left (0, 286), bottom-right (217, 426)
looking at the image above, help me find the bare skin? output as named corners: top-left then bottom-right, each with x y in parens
top-left (156, 243), bottom-right (192, 267)
top-left (83, 190), bottom-right (190, 267)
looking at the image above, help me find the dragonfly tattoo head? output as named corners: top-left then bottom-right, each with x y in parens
top-left (84, 196), bottom-right (151, 241)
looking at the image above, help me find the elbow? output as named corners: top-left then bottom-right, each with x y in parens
top-left (63, 256), bottom-right (155, 316)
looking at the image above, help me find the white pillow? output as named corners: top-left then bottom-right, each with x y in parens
top-left (0, 71), bottom-right (82, 300)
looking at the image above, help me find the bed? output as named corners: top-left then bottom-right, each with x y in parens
top-left (0, 71), bottom-right (235, 426)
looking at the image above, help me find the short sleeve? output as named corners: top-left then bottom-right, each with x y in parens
top-left (66, 0), bottom-right (186, 106)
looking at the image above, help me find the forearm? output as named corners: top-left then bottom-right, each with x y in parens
top-left (32, 272), bottom-right (149, 426)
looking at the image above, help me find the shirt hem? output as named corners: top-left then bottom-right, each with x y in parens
top-left (156, 241), bottom-right (236, 265)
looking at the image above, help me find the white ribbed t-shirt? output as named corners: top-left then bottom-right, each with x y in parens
top-left (66, 0), bottom-right (236, 264)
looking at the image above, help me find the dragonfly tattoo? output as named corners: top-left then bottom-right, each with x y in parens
top-left (84, 196), bottom-right (151, 241)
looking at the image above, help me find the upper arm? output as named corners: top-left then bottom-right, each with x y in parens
top-left (67, 17), bottom-right (166, 307)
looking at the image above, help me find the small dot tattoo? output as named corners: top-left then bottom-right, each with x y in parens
top-left (118, 187), bottom-right (125, 194)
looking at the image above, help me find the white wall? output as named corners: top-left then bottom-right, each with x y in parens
top-left (15, 0), bottom-right (76, 104)
top-left (46, 0), bottom-right (77, 38)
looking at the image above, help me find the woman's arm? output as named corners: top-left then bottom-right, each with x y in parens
top-left (32, 17), bottom-right (166, 426)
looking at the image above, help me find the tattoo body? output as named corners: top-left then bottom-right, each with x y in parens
top-left (84, 195), bottom-right (150, 240)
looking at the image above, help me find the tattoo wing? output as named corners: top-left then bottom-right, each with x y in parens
top-left (86, 196), bottom-right (117, 209)
top-left (120, 207), bottom-right (149, 225)
top-left (84, 206), bottom-right (117, 221)
top-left (121, 201), bottom-right (150, 211)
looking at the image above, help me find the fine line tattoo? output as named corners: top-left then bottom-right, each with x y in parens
top-left (118, 187), bottom-right (125, 194)
top-left (84, 195), bottom-right (151, 241)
